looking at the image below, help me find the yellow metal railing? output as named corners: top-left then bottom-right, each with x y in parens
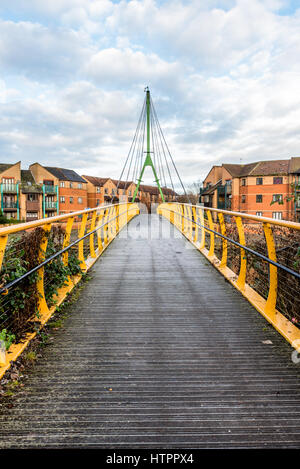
top-left (158, 202), bottom-right (300, 351)
top-left (0, 203), bottom-right (139, 376)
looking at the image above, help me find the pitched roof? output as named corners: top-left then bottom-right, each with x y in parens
top-left (250, 160), bottom-right (290, 176)
top-left (82, 175), bottom-right (112, 186)
top-left (222, 162), bottom-right (258, 177)
top-left (223, 159), bottom-right (290, 177)
top-left (139, 184), bottom-right (177, 196)
top-left (45, 167), bottom-right (87, 183)
top-left (111, 179), bottom-right (135, 190)
top-left (0, 163), bottom-right (14, 174)
top-left (200, 179), bottom-right (222, 196)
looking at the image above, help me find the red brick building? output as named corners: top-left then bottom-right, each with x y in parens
top-left (200, 157), bottom-right (300, 222)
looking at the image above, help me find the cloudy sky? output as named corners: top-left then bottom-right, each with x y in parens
top-left (0, 0), bottom-right (299, 190)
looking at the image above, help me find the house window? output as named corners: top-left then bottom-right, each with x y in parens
top-left (60, 181), bottom-right (65, 188)
top-left (70, 182), bottom-right (73, 188)
top-left (272, 194), bottom-right (283, 203)
top-left (26, 212), bottom-right (38, 218)
top-left (78, 197), bottom-right (82, 204)
top-left (272, 212), bottom-right (282, 220)
top-left (273, 177), bottom-right (283, 184)
top-left (241, 179), bottom-right (246, 186)
top-left (111, 189), bottom-right (115, 195)
top-left (256, 212), bottom-right (263, 217)
top-left (241, 195), bottom-right (246, 203)
top-left (27, 193), bottom-right (38, 201)
top-left (60, 196), bottom-right (65, 203)
top-left (256, 194), bottom-right (263, 203)
top-left (96, 186), bottom-right (101, 193)
top-left (129, 190), bottom-right (132, 196)
top-left (70, 197), bottom-right (73, 204)
top-left (256, 177), bottom-right (263, 185)
top-left (78, 183), bottom-right (82, 189)
top-left (104, 188), bottom-right (108, 194)
top-left (2, 177), bottom-right (14, 186)
top-left (96, 199), bottom-right (100, 205)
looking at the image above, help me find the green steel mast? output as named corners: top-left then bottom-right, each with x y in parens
top-left (131, 88), bottom-right (165, 203)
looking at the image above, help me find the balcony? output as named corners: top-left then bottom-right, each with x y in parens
top-left (45, 201), bottom-right (57, 210)
top-left (3, 201), bottom-right (18, 209)
top-left (44, 185), bottom-right (56, 194)
top-left (26, 200), bottom-right (40, 211)
top-left (1, 183), bottom-right (18, 193)
top-left (218, 183), bottom-right (232, 196)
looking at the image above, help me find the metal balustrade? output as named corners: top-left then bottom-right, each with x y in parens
top-left (158, 202), bottom-right (300, 350)
top-left (0, 202), bottom-right (139, 375)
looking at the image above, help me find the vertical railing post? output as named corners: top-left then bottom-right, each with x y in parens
top-left (0, 235), bottom-right (8, 271)
top-left (218, 212), bottom-right (227, 268)
top-left (192, 207), bottom-right (198, 243)
top-left (103, 208), bottom-right (109, 245)
top-left (263, 222), bottom-right (277, 316)
top-left (89, 210), bottom-right (97, 259)
top-left (206, 210), bottom-right (215, 257)
top-left (62, 217), bottom-right (74, 267)
top-left (0, 234), bottom-right (8, 365)
top-left (181, 204), bottom-right (185, 232)
top-left (37, 224), bottom-right (51, 316)
top-left (96, 209), bottom-right (104, 252)
top-left (198, 208), bottom-right (205, 250)
top-left (78, 213), bottom-right (88, 271)
top-left (186, 205), bottom-right (193, 240)
top-left (116, 204), bottom-right (120, 233)
top-left (235, 216), bottom-right (246, 290)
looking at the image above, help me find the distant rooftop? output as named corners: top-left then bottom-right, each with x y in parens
top-left (223, 159), bottom-right (292, 177)
top-left (82, 176), bottom-right (111, 187)
top-left (45, 167), bottom-right (87, 183)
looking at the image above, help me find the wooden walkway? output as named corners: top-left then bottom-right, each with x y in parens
top-left (0, 214), bottom-right (300, 448)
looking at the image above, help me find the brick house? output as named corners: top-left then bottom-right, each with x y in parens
top-left (0, 161), bottom-right (22, 220)
top-left (30, 163), bottom-right (87, 217)
top-left (20, 170), bottom-right (43, 221)
top-left (82, 176), bottom-right (118, 207)
top-left (200, 157), bottom-right (300, 221)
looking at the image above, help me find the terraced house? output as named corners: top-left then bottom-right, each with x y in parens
top-left (30, 163), bottom-right (87, 217)
top-left (82, 176), bottom-right (118, 207)
top-left (0, 161), bottom-right (21, 220)
top-left (200, 157), bottom-right (300, 222)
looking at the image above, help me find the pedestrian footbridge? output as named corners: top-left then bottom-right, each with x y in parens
top-left (0, 203), bottom-right (299, 448)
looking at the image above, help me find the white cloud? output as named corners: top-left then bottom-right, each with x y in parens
top-left (0, 0), bottom-right (300, 187)
top-left (85, 47), bottom-right (181, 90)
top-left (0, 19), bottom-right (92, 81)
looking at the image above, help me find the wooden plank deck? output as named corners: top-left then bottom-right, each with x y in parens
top-left (0, 214), bottom-right (299, 449)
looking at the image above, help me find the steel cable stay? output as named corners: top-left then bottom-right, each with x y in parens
top-left (115, 88), bottom-right (190, 204)
top-left (113, 95), bottom-right (146, 201)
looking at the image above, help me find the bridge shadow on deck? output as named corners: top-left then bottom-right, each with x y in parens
top-left (0, 214), bottom-right (300, 448)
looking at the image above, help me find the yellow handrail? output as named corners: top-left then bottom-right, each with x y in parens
top-left (158, 202), bottom-right (300, 351)
top-left (0, 203), bottom-right (139, 375)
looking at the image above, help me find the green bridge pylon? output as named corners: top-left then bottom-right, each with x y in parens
top-left (131, 88), bottom-right (165, 203)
